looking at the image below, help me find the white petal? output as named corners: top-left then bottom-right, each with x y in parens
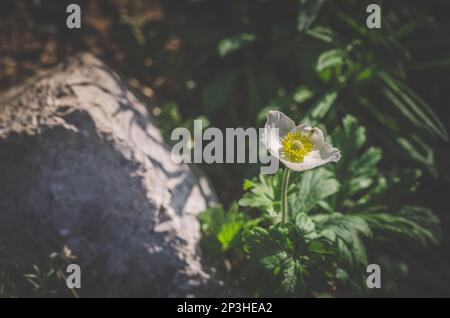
top-left (294, 125), bottom-right (325, 144)
top-left (309, 127), bottom-right (340, 162)
top-left (280, 150), bottom-right (322, 171)
top-left (310, 127), bottom-right (325, 144)
top-left (261, 127), bottom-right (282, 158)
top-left (294, 124), bottom-right (312, 134)
top-left (280, 147), bottom-right (340, 171)
top-left (280, 126), bottom-right (341, 171)
top-left (317, 142), bottom-right (341, 162)
top-left (263, 113), bottom-right (341, 172)
top-left (263, 111), bottom-right (296, 156)
top-left (265, 111), bottom-right (296, 137)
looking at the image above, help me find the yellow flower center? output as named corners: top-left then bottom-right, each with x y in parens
top-left (280, 131), bottom-right (313, 162)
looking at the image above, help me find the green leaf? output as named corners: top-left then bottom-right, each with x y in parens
top-left (359, 206), bottom-right (441, 246)
top-left (354, 67), bottom-right (374, 82)
top-left (316, 49), bottom-right (346, 73)
top-left (346, 147), bottom-right (382, 196)
top-left (393, 16), bottom-right (435, 39)
top-left (356, 169), bottom-right (422, 209)
top-left (280, 258), bottom-right (299, 294)
top-left (395, 135), bottom-right (436, 173)
top-left (198, 203), bottom-right (250, 253)
top-left (312, 213), bottom-right (371, 267)
top-left (295, 213), bottom-right (316, 234)
top-left (356, 97), bottom-right (437, 173)
top-left (260, 251), bottom-right (289, 271)
top-left (305, 89), bottom-right (339, 122)
top-left (243, 224), bottom-right (333, 296)
top-left (239, 171), bottom-right (284, 220)
top-left (331, 115), bottom-right (382, 205)
top-left (218, 33), bottom-right (255, 57)
top-left (378, 70), bottom-right (448, 141)
top-left (306, 25), bottom-right (340, 43)
top-left (242, 226), bottom-right (271, 255)
top-left (293, 86), bottom-right (316, 103)
top-left (332, 115), bottom-right (366, 163)
top-left (289, 168), bottom-right (340, 218)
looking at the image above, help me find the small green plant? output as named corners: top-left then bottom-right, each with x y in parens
top-left (199, 202), bottom-right (255, 257)
top-left (199, 115), bottom-right (441, 297)
top-left (0, 251), bottom-right (74, 298)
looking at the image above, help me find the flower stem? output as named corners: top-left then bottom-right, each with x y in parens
top-left (281, 166), bottom-right (291, 224)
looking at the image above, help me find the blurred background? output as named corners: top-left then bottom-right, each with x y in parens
top-left (1, 0), bottom-right (450, 297)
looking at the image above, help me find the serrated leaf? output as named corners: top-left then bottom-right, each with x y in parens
top-left (243, 224), bottom-right (333, 296)
top-left (260, 251), bottom-right (290, 274)
top-left (359, 206), bottom-right (441, 246)
top-left (198, 203), bottom-right (250, 254)
top-left (280, 258), bottom-right (298, 294)
top-left (312, 213), bottom-right (371, 267)
top-left (289, 168), bottom-right (340, 218)
top-left (332, 115), bottom-right (366, 159)
top-left (295, 213), bottom-right (316, 234)
top-left (239, 171), bottom-right (284, 220)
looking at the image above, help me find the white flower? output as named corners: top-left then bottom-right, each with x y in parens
top-left (262, 110), bottom-right (341, 171)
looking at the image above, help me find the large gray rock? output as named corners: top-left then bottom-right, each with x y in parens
top-left (0, 53), bottom-right (220, 297)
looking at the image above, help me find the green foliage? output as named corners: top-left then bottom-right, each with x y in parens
top-left (112, 0), bottom-right (450, 297)
top-left (288, 168), bottom-right (339, 217)
top-left (298, 3), bottom-right (449, 172)
top-left (0, 252), bottom-right (71, 298)
top-left (199, 116), bottom-right (441, 297)
top-left (239, 172), bottom-right (283, 221)
top-left (125, 1), bottom-right (450, 213)
top-left (158, 0), bottom-right (449, 174)
top-left (242, 223), bottom-right (335, 296)
top-left (198, 203), bottom-right (257, 256)
top-left (297, 0), bottom-right (326, 31)
top-left (3, 0), bottom-right (449, 297)
top-left (330, 116), bottom-right (440, 245)
top-left (218, 33), bottom-right (256, 58)
top-left (305, 89), bottom-right (339, 123)
top-left (360, 206), bottom-right (441, 246)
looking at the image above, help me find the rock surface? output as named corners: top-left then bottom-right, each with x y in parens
top-left (0, 53), bottom-right (220, 297)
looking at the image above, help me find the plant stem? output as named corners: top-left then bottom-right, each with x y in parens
top-left (281, 166), bottom-right (291, 224)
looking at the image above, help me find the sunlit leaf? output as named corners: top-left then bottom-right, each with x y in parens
top-left (316, 49), bottom-right (346, 73)
top-left (305, 89), bottom-right (339, 122)
top-left (218, 33), bottom-right (255, 57)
